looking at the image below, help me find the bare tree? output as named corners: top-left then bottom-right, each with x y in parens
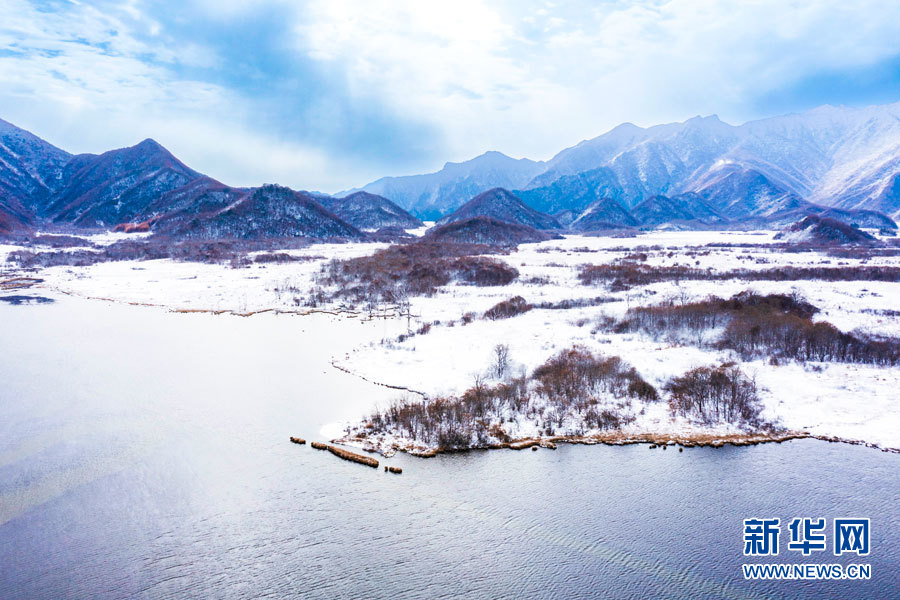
top-left (493, 343), bottom-right (511, 379)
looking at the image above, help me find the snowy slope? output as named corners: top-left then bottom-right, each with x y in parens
top-left (340, 151), bottom-right (546, 220)
top-left (353, 103), bottom-right (900, 221)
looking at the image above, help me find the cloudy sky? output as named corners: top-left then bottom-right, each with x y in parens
top-left (2, 0), bottom-right (899, 192)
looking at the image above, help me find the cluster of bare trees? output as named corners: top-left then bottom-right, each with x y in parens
top-left (724, 314), bottom-right (899, 365)
top-left (362, 347), bottom-right (657, 450)
top-left (368, 375), bottom-right (531, 449)
top-left (612, 291), bottom-right (900, 366)
top-left (578, 261), bottom-right (900, 291)
top-left (531, 348), bottom-right (659, 403)
top-left (665, 364), bottom-right (764, 427)
top-left (313, 241), bottom-right (518, 309)
top-left (9, 237), bottom-right (317, 268)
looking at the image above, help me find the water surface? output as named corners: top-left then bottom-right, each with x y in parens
top-left (1, 295), bottom-right (897, 599)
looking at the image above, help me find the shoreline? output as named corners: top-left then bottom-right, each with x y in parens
top-left (328, 362), bottom-right (900, 458)
top-left (336, 430), bottom-right (900, 458)
top-left (7, 261), bottom-right (899, 458)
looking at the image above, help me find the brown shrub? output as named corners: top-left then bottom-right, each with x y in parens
top-left (665, 365), bottom-right (763, 426)
top-left (579, 262), bottom-right (900, 290)
top-left (484, 296), bottom-right (532, 320)
top-left (313, 241), bottom-right (515, 306)
top-left (454, 256), bottom-right (518, 286)
top-left (614, 291), bottom-right (900, 365)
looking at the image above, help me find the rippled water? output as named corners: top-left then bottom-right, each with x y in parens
top-left (1, 295), bottom-right (898, 599)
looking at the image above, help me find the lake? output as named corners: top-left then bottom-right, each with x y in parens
top-left (1, 294), bottom-right (897, 599)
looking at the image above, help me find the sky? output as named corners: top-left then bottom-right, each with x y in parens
top-left (1, 0), bottom-right (899, 193)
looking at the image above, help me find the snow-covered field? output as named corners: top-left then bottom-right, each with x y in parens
top-left (3, 230), bottom-right (899, 452)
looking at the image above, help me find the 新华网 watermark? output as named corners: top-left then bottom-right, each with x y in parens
top-left (742, 517), bottom-right (871, 580)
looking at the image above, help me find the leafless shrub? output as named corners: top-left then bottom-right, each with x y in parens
top-left (579, 262), bottom-right (900, 290)
top-left (665, 364), bottom-right (764, 427)
top-left (311, 241), bottom-right (515, 307)
top-left (454, 256), bottom-right (518, 286)
top-left (612, 291), bottom-right (900, 365)
top-left (531, 296), bottom-right (616, 310)
top-left (484, 296), bottom-right (532, 320)
top-left (359, 347), bottom-right (654, 450)
top-left (253, 252), bottom-right (322, 264)
top-left (8, 237), bottom-right (317, 268)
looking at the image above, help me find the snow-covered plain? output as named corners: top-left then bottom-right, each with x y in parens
top-left (3, 230), bottom-right (899, 452)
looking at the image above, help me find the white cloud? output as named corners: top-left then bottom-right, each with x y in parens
top-left (300, 0), bottom-right (900, 168)
top-left (0, 0), bottom-right (358, 190)
top-left (2, 0), bottom-right (900, 191)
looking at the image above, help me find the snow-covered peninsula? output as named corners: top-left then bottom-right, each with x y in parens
top-left (4, 229), bottom-right (899, 455)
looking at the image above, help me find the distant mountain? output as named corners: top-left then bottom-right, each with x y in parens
top-left (5, 102), bottom-right (900, 240)
top-left (629, 194), bottom-right (724, 228)
top-left (515, 167), bottom-right (624, 216)
top-left (341, 151), bottom-right (545, 220)
top-left (143, 176), bottom-right (247, 218)
top-left (353, 103), bottom-right (900, 221)
top-left (0, 118), bottom-right (71, 220)
top-left (870, 172), bottom-right (900, 217)
top-left (568, 197), bottom-right (637, 231)
top-left (436, 188), bottom-right (560, 230)
top-left (47, 139), bottom-right (203, 227)
top-left (0, 202), bottom-right (28, 235)
top-left (425, 216), bottom-right (558, 246)
top-left (806, 206), bottom-right (896, 231)
top-left (159, 184), bottom-right (360, 240)
top-left (685, 165), bottom-right (807, 219)
top-left (776, 215), bottom-right (878, 245)
top-left (0, 118), bottom-right (367, 241)
top-left (317, 191), bottom-right (422, 230)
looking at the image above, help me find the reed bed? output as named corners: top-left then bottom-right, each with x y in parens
top-left (326, 445), bottom-right (379, 468)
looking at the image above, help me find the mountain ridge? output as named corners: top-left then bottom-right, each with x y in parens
top-left (0, 119), bottom-right (362, 240)
top-left (349, 103), bottom-right (900, 221)
top-left (435, 187), bottom-right (560, 230)
top-left (3, 103), bottom-right (900, 240)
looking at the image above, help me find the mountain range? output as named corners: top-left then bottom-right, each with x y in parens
top-left (0, 118), bottom-right (414, 239)
top-left (342, 151), bottom-right (545, 221)
top-left (3, 102), bottom-right (900, 240)
top-left (345, 103), bottom-right (900, 224)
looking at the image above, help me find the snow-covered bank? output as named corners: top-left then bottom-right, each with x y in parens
top-left (4, 230), bottom-right (900, 453)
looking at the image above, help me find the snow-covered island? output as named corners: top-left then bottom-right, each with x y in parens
top-left (4, 228), bottom-right (899, 456)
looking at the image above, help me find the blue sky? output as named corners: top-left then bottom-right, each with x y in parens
top-left (1, 0), bottom-right (899, 192)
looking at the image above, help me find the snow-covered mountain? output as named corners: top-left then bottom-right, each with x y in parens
top-left (776, 215), bottom-right (878, 246)
top-left (340, 151), bottom-right (545, 220)
top-left (425, 216), bottom-right (558, 246)
top-left (4, 102), bottom-right (900, 238)
top-left (567, 197), bottom-right (638, 231)
top-left (0, 117), bottom-right (72, 232)
top-left (0, 119), bottom-right (362, 240)
top-left (436, 187), bottom-right (560, 230)
top-left (317, 191), bottom-right (422, 230)
top-left (48, 139), bottom-right (204, 227)
top-left (352, 103), bottom-right (900, 221)
top-left (158, 184), bottom-right (361, 240)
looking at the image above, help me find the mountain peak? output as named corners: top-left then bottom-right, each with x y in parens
top-left (132, 138), bottom-right (171, 155)
top-left (687, 114), bottom-right (722, 122)
top-left (436, 187), bottom-right (560, 230)
top-left (442, 150), bottom-right (523, 170)
top-left (683, 114), bottom-right (728, 129)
